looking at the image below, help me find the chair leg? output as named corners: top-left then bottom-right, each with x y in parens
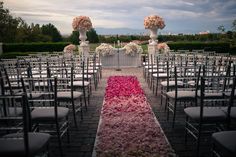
top-left (172, 101), bottom-right (177, 128)
top-left (83, 88), bottom-right (87, 110)
top-left (160, 94), bottom-right (163, 106)
top-left (66, 116), bottom-right (70, 143)
top-left (184, 116), bottom-right (189, 145)
top-left (196, 123), bottom-right (202, 157)
top-left (71, 100), bottom-right (78, 128)
top-left (164, 96), bottom-right (168, 111)
top-left (155, 79), bottom-right (159, 95)
top-left (80, 97), bottom-right (83, 120)
top-left (167, 99), bottom-right (170, 121)
top-left (55, 121), bottom-right (63, 157)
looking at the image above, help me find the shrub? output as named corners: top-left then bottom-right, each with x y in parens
top-left (3, 42), bottom-right (70, 53)
top-left (167, 42), bottom-right (230, 53)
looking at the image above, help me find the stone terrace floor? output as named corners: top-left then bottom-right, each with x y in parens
top-left (50, 67), bottom-right (211, 157)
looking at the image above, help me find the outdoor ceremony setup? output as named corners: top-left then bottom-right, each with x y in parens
top-left (0, 14), bottom-right (236, 157)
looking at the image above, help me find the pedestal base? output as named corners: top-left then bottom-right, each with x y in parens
top-left (148, 44), bottom-right (158, 63)
top-left (79, 44), bottom-right (90, 62)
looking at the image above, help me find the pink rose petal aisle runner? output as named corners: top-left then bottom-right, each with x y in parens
top-left (93, 76), bottom-right (175, 157)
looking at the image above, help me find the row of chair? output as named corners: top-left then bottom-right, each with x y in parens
top-left (0, 53), bottom-right (102, 157)
top-left (143, 52), bottom-right (236, 157)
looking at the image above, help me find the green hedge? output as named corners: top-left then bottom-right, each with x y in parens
top-left (229, 46), bottom-right (236, 55)
top-left (3, 42), bottom-right (70, 53)
top-left (167, 42), bottom-right (230, 53)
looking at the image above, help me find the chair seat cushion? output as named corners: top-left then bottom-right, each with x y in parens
top-left (9, 107), bottom-right (23, 116)
top-left (152, 73), bottom-right (168, 78)
top-left (0, 132), bottom-right (50, 157)
top-left (0, 107), bottom-right (23, 117)
top-left (85, 69), bottom-right (97, 74)
top-left (57, 91), bottom-right (82, 100)
top-left (166, 91), bottom-right (195, 99)
top-left (145, 65), bottom-right (157, 69)
top-left (184, 107), bottom-right (227, 122)
top-left (27, 93), bottom-right (43, 99)
top-left (197, 90), bottom-right (223, 98)
top-left (148, 69), bottom-right (157, 73)
top-left (187, 80), bottom-right (209, 86)
top-left (73, 81), bottom-right (90, 87)
top-left (31, 107), bottom-right (69, 122)
top-left (74, 74), bottom-right (92, 79)
top-left (212, 131), bottom-right (236, 156)
top-left (160, 81), bottom-right (183, 87)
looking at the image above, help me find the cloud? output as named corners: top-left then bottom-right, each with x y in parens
top-left (2, 0), bottom-right (236, 34)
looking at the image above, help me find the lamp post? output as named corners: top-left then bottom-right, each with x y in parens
top-left (116, 35), bottom-right (121, 71)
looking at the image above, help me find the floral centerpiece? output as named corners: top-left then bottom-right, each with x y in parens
top-left (124, 42), bottom-right (143, 56)
top-left (157, 42), bottom-right (170, 54)
top-left (72, 16), bottom-right (92, 31)
top-left (63, 44), bottom-right (77, 53)
top-left (144, 15), bottom-right (165, 45)
top-left (72, 16), bottom-right (92, 47)
top-left (95, 43), bottom-right (114, 56)
top-left (144, 15), bottom-right (165, 29)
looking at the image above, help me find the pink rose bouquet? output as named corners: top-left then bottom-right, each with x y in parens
top-left (157, 43), bottom-right (170, 54)
top-left (72, 16), bottom-right (92, 30)
top-left (144, 15), bottom-right (165, 29)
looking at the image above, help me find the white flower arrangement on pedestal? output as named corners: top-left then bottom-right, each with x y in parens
top-left (144, 15), bottom-right (165, 29)
top-left (124, 42), bottom-right (143, 56)
top-left (157, 43), bottom-right (170, 54)
top-left (63, 44), bottom-right (77, 53)
top-left (95, 43), bottom-right (115, 56)
top-left (72, 16), bottom-right (92, 31)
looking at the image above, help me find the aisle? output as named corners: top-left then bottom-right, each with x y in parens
top-left (93, 75), bottom-right (174, 157)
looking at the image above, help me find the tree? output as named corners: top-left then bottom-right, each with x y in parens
top-left (41, 23), bottom-right (62, 42)
top-left (218, 25), bottom-right (225, 33)
top-left (87, 28), bottom-right (99, 43)
top-left (0, 2), bottom-right (21, 42)
top-left (70, 31), bottom-right (80, 45)
top-left (232, 19), bottom-right (236, 32)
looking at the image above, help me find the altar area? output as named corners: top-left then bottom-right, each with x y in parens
top-left (100, 48), bottom-right (141, 67)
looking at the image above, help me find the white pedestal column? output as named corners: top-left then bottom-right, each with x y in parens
top-left (148, 41), bottom-right (158, 63)
top-left (79, 42), bottom-right (90, 62)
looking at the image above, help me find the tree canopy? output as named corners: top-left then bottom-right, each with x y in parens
top-left (0, 1), bottom-right (62, 43)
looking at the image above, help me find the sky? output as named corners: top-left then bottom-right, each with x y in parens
top-left (2, 0), bottom-right (236, 35)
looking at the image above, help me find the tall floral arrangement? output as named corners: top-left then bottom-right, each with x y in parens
top-left (124, 42), bottom-right (143, 56)
top-left (63, 44), bottom-right (77, 53)
top-left (95, 43), bottom-right (114, 56)
top-left (72, 16), bottom-right (92, 31)
top-left (144, 15), bottom-right (165, 29)
top-left (157, 43), bottom-right (170, 54)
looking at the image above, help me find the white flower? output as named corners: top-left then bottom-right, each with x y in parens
top-left (63, 44), bottom-right (77, 53)
top-left (124, 42), bottom-right (143, 56)
top-left (96, 43), bottom-right (115, 56)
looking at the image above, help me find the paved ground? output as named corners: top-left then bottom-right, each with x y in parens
top-left (50, 67), bottom-right (211, 157)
